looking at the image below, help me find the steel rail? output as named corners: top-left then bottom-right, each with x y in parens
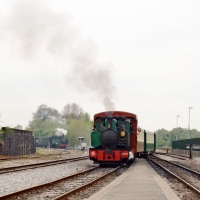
top-left (0, 156), bottom-right (41, 161)
top-left (0, 166), bottom-right (99, 199)
top-left (0, 157), bottom-right (41, 162)
top-left (0, 156), bottom-right (88, 174)
top-left (169, 153), bottom-right (189, 158)
top-left (153, 152), bottom-right (188, 160)
top-left (54, 166), bottom-right (121, 200)
top-left (0, 157), bottom-right (20, 161)
top-left (148, 157), bottom-right (200, 196)
top-left (150, 155), bottom-right (200, 176)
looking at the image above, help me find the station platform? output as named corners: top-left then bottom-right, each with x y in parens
top-left (88, 159), bottom-right (180, 200)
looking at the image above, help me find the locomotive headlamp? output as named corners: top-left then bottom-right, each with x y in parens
top-left (120, 131), bottom-right (125, 137)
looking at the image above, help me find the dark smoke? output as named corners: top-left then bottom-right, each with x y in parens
top-left (0, 0), bottom-right (116, 110)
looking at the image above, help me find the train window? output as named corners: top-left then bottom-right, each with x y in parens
top-left (99, 122), bottom-right (106, 132)
top-left (119, 123), bottom-right (126, 130)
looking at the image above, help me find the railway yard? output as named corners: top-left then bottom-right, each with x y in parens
top-left (0, 149), bottom-right (129, 200)
top-left (0, 149), bottom-right (200, 199)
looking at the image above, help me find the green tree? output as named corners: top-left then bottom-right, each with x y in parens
top-left (27, 103), bottom-right (93, 147)
top-left (61, 103), bottom-right (85, 120)
top-left (28, 104), bottom-right (65, 137)
top-left (156, 129), bottom-right (171, 147)
top-left (66, 118), bottom-right (92, 147)
top-left (156, 128), bottom-right (200, 147)
top-left (61, 103), bottom-right (92, 146)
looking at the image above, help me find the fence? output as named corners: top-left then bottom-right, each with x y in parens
top-left (171, 149), bottom-right (200, 157)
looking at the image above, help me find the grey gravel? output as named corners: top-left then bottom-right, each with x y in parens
top-left (0, 159), bottom-right (95, 196)
top-left (150, 154), bottom-right (200, 200)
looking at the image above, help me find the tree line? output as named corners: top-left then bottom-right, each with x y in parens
top-left (27, 103), bottom-right (92, 147)
top-left (156, 128), bottom-right (200, 147)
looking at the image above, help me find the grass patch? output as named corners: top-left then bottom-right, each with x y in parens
top-left (36, 148), bottom-right (59, 156)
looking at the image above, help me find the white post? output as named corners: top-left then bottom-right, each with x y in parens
top-left (176, 115), bottom-right (180, 140)
top-left (188, 107), bottom-right (193, 139)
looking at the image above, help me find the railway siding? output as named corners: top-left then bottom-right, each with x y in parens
top-left (0, 156), bottom-right (88, 174)
top-left (148, 155), bottom-right (200, 199)
top-left (0, 165), bottom-right (127, 200)
top-left (0, 159), bottom-right (95, 197)
top-left (154, 153), bottom-right (200, 173)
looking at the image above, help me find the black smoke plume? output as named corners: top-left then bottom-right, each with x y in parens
top-left (0, 0), bottom-right (116, 110)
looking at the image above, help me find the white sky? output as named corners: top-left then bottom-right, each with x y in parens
top-left (0, 0), bottom-right (200, 132)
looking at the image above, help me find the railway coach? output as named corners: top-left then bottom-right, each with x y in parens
top-left (89, 111), bottom-right (156, 165)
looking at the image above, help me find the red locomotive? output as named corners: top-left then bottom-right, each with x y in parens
top-left (89, 111), bottom-right (156, 165)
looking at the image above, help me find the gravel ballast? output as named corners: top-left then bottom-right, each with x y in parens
top-left (0, 158), bottom-right (95, 196)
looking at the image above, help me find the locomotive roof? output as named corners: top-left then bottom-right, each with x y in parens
top-left (94, 111), bottom-right (137, 121)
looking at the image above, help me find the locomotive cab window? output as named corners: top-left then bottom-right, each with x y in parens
top-left (117, 121), bottom-right (130, 133)
top-left (119, 123), bottom-right (126, 130)
top-left (98, 122), bottom-right (106, 132)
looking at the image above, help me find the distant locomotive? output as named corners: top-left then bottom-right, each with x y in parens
top-left (89, 111), bottom-right (156, 165)
top-left (35, 135), bottom-right (68, 149)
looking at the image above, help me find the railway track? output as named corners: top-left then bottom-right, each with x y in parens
top-left (148, 156), bottom-right (200, 197)
top-left (0, 156), bottom-right (88, 174)
top-left (154, 152), bottom-right (188, 160)
top-left (0, 157), bottom-right (35, 161)
top-left (0, 150), bottom-right (72, 162)
top-left (0, 165), bottom-right (121, 199)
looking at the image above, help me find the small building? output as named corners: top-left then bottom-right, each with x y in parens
top-left (0, 127), bottom-right (36, 156)
top-left (78, 137), bottom-right (86, 151)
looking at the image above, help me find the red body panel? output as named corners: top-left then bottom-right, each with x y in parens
top-left (60, 144), bottom-right (68, 147)
top-left (89, 149), bottom-right (129, 162)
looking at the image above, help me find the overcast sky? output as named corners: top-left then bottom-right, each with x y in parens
top-left (0, 0), bottom-right (200, 132)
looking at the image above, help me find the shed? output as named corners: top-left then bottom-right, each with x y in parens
top-left (0, 127), bottom-right (36, 156)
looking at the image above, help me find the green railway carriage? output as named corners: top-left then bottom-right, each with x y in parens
top-left (137, 128), bottom-right (156, 157)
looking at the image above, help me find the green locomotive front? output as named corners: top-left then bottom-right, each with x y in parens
top-left (89, 111), bottom-right (156, 165)
top-left (89, 115), bottom-right (134, 164)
